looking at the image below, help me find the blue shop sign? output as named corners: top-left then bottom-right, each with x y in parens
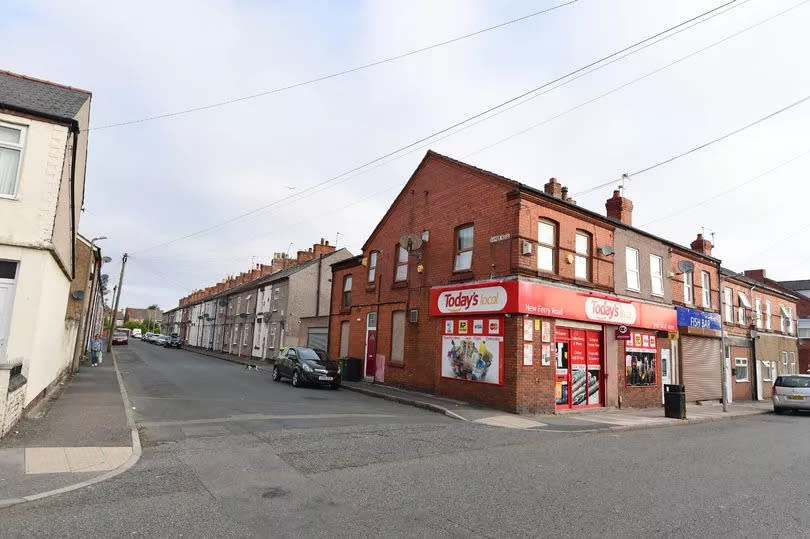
top-left (676, 306), bottom-right (721, 331)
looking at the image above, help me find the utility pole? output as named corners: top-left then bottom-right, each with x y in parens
top-left (107, 253), bottom-right (128, 352)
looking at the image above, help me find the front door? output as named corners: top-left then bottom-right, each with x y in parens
top-left (555, 327), bottom-right (603, 409)
top-left (364, 312), bottom-right (378, 379)
top-left (660, 348), bottom-right (672, 404)
top-left (0, 280), bottom-right (16, 363)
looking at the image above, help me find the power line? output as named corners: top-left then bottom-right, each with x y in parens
top-left (573, 93), bottom-right (810, 197)
top-left (89, 0), bottom-right (579, 131)
top-left (130, 0), bottom-right (739, 255)
top-left (640, 147), bottom-right (810, 227)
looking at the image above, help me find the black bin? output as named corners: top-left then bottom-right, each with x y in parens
top-left (664, 384), bottom-right (686, 419)
top-left (343, 357), bottom-right (364, 382)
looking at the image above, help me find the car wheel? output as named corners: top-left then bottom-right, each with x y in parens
top-left (774, 407), bottom-right (786, 415)
top-left (291, 370), bottom-right (301, 387)
top-left (272, 366), bottom-right (280, 382)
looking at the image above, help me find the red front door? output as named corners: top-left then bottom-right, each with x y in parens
top-left (365, 330), bottom-right (377, 377)
top-left (555, 328), bottom-right (603, 409)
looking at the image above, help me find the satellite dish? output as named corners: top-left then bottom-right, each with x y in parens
top-left (598, 245), bottom-right (614, 256)
top-left (399, 233), bottom-right (423, 252)
top-left (677, 260), bottom-right (694, 274)
top-left (71, 290), bottom-right (85, 300)
top-left (102, 256), bottom-right (112, 263)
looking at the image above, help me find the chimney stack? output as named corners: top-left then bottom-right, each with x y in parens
top-left (544, 177), bottom-right (563, 199)
top-left (743, 269), bottom-right (767, 282)
top-left (690, 233), bottom-right (713, 256)
top-left (605, 189), bottom-right (633, 225)
top-left (312, 237), bottom-right (337, 257)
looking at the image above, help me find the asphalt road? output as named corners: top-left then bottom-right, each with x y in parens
top-left (2, 340), bottom-right (810, 537)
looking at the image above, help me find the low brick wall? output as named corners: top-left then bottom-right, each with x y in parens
top-left (0, 361), bottom-right (27, 438)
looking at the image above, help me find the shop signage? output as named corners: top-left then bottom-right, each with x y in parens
top-left (676, 306), bottom-right (721, 331)
top-left (431, 281), bottom-right (677, 331)
top-left (615, 325), bottom-right (631, 340)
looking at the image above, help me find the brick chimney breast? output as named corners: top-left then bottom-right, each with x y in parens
top-left (743, 269), bottom-right (767, 282)
top-left (605, 189), bottom-right (633, 225)
top-left (544, 177), bottom-right (563, 198)
top-left (690, 233), bottom-right (713, 256)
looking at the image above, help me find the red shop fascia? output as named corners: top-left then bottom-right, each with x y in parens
top-left (430, 279), bottom-right (677, 413)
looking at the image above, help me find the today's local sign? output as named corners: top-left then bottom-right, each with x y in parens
top-left (435, 286), bottom-right (508, 314)
top-left (584, 297), bottom-right (637, 325)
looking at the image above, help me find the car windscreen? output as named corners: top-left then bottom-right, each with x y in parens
top-left (113, 332), bottom-right (126, 337)
top-left (775, 376), bottom-right (810, 388)
top-left (298, 348), bottom-right (321, 360)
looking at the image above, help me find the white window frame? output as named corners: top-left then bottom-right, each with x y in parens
top-left (0, 122), bottom-right (26, 199)
top-left (761, 360), bottom-right (774, 382)
top-left (368, 251), bottom-right (378, 283)
top-left (454, 225), bottom-right (474, 272)
top-left (395, 246), bottom-right (408, 282)
top-left (537, 220), bottom-right (556, 273)
top-left (683, 270), bottom-right (693, 305)
top-left (236, 297), bottom-right (242, 314)
top-left (233, 324), bottom-right (239, 345)
top-left (701, 271), bottom-right (711, 308)
top-left (724, 288), bottom-right (733, 323)
top-left (574, 232), bottom-right (590, 281)
top-left (780, 305), bottom-right (787, 334)
top-left (787, 307), bottom-right (794, 335)
top-left (269, 323), bottom-right (277, 348)
top-left (765, 301), bottom-right (772, 331)
top-left (783, 351), bottom-right (789, 371)
top-left (734, 358), bottom-right (749, 382)
top-left (625, 247), bottom-right (640, 292)
top-left (650, 254), bottom-right (664, 297)
top-left (791, 351), bottom-right (797, 374)
top-left (755, 297), bottom-right (762, 329)
top-left (342, 275), bottom-right (352, 307)
top-left (242, 324), bottom-right (249, 346)
top-left (738, 293), bottom-right (750, 326)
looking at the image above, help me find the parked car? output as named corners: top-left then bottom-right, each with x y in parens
top-left (272, 346), bottom-right (340, 389)
top-left (132, 329), bottom-right (142, 339)
top-left (165, 335), bottom-right (182, 348)
top-left (772, 374), bottom-right (810, 414)
top-left (143, 332), bottom-right (155, 343)
top-left (153, 335), bottom-right (169, 346)
top-left (111, 331), bottom-right (128, 345)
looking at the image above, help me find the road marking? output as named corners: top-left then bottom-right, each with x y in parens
top-left (24, 447), bottom-right (132, 474)
top-left (138, 413), bottom-right (397, 428)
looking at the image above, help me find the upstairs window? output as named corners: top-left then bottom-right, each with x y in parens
top-left (574, 231), bottom-right (591, 281)
top-left (0, 123), bottom-right (25, 197)
top-left (395, 246), bottom-right (408, 281)
top-left (738, 293), bottom-right (751, 325)
top-left (724, 288), bottom-right (733, 323)
top-left (342, 275), bottom-right (352, 307)
top-left (625, 247), bottom-right (640, 291)
top-left (683, 270), bottom-right (694, 305)
top-left (701, 271), bottom-right (711, 308)
top-left (537, 220), bottom-right (557, 273)
top-left (650, 255), bottom-right (664, 296)
top-left (765, 301), bottom-right (772, 330)
top-left (367, 251), bottom-right (378, 283)
top-left (454, 225), bottom-right (474, 272)
top-left (755, 297), bottom-right (762, 329)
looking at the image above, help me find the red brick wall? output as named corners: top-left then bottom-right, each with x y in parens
top-left (671, 250), bottom-right (719, 312)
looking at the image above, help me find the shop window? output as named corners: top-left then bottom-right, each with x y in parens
top-left (723, 288), bottom-right (733, 323)
top-left (650, 254), bottom-right (664, 296)
top-left (683, 270), bottom-right (693, 305)
top-left (342, 275), bottom-right (352, 307)
top-left (701, 271), bottom-right (711, 308)
top-left (626, 340), bottom-right (657, 386)
top-left (626, 247), bottom-right (640, 291)
top-left (734, 358), bottom-right (748, 382)
top-left (537, 220), bottom-right (557, 273)
top-left (574, 231), bottom-right (591, 281)
top-left (755, 297), bottom-right (762, 329)
top-left (391, 311), bottom-right (406, 365)
top-left (454, 224), bottom-right (474, 272)
top-left (395, 245), bottom-right (408, 281)
top-left (367, 251), bottom-right (378, 283)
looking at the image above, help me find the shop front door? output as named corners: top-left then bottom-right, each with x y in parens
top-left (364, 312), bottom-right (378, 379)
top-left (555, 327), bottom-right (603, 409)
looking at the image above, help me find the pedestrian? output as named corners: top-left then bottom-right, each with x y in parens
top-left (90, 334), bottom-right (103, 367)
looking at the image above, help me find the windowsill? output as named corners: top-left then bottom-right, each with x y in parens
top-left (574, 278), bottom-right (593, 286)
top-left (387, 361), bottom-right (405, 369)
top-left (626, 288), bottom-right (641, 294)
top-left (0, 193), bottom-right (19, 201)
top-left (735, 379), bottom-right (749, 383)
top-left (392, 281), bottom-right (408, 289)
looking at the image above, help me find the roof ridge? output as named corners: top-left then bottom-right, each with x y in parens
top-left (0, 69), bottom-right (92, 95)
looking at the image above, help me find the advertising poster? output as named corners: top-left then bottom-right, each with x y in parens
top-left (523, 318), bottom-right (533, 341)
top-left (473, 319), bottom-right (484, 334)
top-left (488, 319), bottom-right (500, 334)
top-left (458, 320), bottom-right (468, 334)
top-left (541, 321), bottom-right (551, 343)
top-left (442, 335), bottom-right (502, 384)
top-left (445, 320), bottom-right (453, 334)
top-left (541, 344), bottom-right (551, 366)
top-left (523, 343), bottom-right (533, 366)
top-left (626, 332), bottom-right (657, 387)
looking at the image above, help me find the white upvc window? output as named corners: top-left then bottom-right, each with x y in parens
top-left (783, 351), bottom-right (789, 371)
top-left (650, 254), bottom-right (664, 297)
top-left (791, 352), bottom-right (797, 374)
top-left (454, 225), bottom-right (474, 272)
top-left (738, 293), bottom-right (751, 326)
top-left (368, 251), bottom-right (378, 282)
top-left (626, 247), bottom-right (640, 291)
top-left (701, 271), bottom-right (711, 308)
top-left (734, 358), bottom-right (749, 382)
top-left (233, 324), bottom-right (239, 345)
top-left (765, 301), bottom-right (772, 331)
top-left (242, 325), bottom-right (249, 346)
top-left (395, 246), bottom-right (408, 281)
top-left (0, 122), bottom-right (25, 197)
top-left (683, 270), bottom-right (693, 305)
top-left (724, 288), bottom-right (733, 323)
top-left (755, 297), bottom-right (762, 329)
top-left (537, 220), bottom-right (556, 272)
top-left (780, 305), bottom-right (790, 334)
top-left (762, 360), bottom-right (774, 382)
top-left (787, 307), bottom-right (794, 335)
top-left (574, 232), bottom-right (590, 281)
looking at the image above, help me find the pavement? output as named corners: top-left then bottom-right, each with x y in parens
top-left (0, 350), bottom-right (137, 506)
top-left (1, 340), bottom-right (805, 537)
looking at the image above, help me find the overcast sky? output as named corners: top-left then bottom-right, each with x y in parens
top-left (5, 0), bottom-right (810, 311)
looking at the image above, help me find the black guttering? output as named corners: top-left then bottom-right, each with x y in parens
top-left (331, 255), bottom-right (363, 271)
top-left (0, 102), bottom-right (79, 130)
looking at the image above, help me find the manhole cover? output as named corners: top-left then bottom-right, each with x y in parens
top-left (262, 487), bottom-right (289, 499)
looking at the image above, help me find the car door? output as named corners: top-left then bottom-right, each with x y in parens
top-left (280, 348), bottom-right (292, 376)
top-left (287, 348), bottom-right (299, 376)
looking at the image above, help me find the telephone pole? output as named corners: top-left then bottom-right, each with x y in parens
top-left (107, 253), bottom-right (128, 352)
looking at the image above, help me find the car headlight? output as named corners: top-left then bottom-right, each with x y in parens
top-left (302, 363), bottom-right (313, 372)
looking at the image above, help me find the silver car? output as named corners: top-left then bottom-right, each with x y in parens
top-left (772, 374), bottom-right (810, 414)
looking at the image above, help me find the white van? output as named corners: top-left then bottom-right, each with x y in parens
top-left (132, 328), bottom-right (142, 339)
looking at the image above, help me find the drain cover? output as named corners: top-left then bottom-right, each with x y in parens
top-left (262, 487), bottom-right (290, 499)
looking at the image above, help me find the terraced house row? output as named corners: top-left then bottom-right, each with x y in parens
top-left (327, 151), bottom-right (803, 413)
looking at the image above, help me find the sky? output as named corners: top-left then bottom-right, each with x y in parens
top-left (4, 0), bottom-right (810, 311)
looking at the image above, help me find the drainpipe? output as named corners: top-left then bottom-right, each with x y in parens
top-left (718, 270), bottom-right (729, 412)
top-left (68, 127), bottom-right (78, 278)
top-left (315, 254), bottom-right (323, 317)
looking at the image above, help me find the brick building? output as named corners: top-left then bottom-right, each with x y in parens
top-left (328, 151), bottom-right (702, 413)
top-left (775, 279), bottom-right (810, 373)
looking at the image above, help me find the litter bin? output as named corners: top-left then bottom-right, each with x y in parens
top-left (664, 384), bottom-right (686, 419)
top-left (344, 357), bottom-right (364, 382)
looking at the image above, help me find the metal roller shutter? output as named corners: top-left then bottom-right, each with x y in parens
top-left (307, 327), bottom-right (328, 351)
top-left (681, 335), bottom-right (722, 402)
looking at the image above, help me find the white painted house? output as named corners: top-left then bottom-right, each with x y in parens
top-left (0, 70), bottom-right (91, 431)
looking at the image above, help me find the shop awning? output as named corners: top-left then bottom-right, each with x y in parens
top-left (738, 293), bottom-right (752, 309)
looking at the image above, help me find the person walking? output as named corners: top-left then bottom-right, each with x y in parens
top-left (90, 334), bottom-right (103, 367)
